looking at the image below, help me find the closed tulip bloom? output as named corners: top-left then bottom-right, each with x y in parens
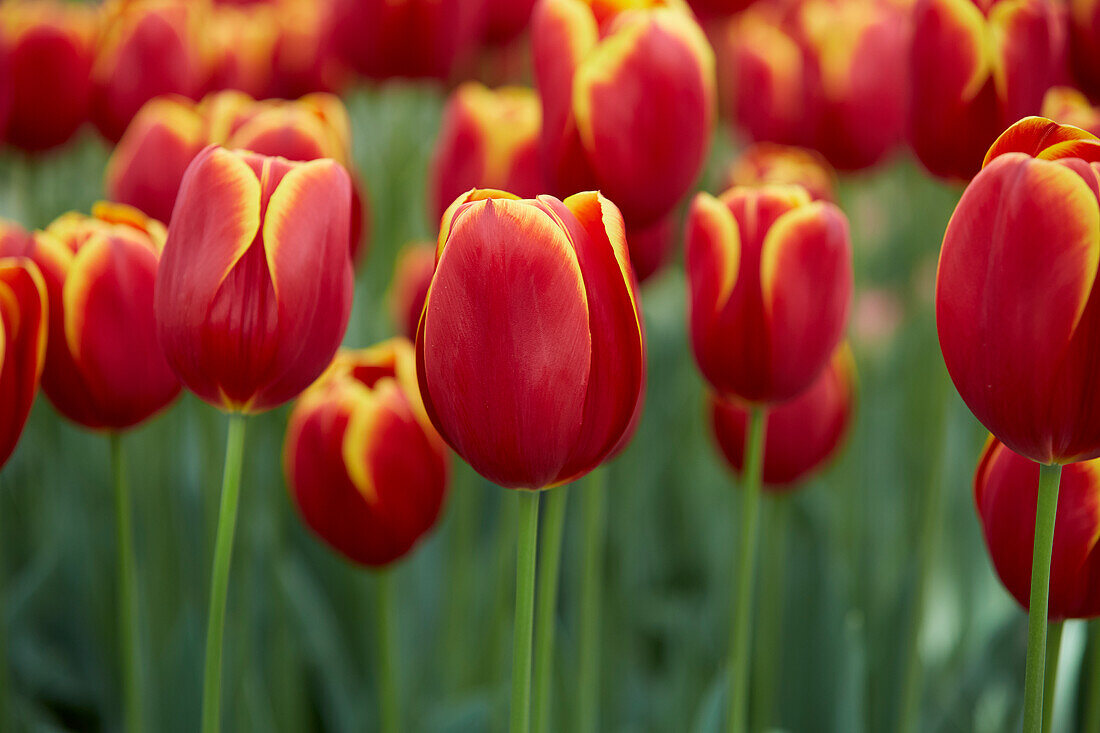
top-left (975, 437), bottom-right (1100, 619)
top-left (0, 1), bottom-right (96, 152)
top-left (155, 146), bottom-right (353, 413)
top-left (711, 344), bottom-right (854, 488)
top-left (389, 243), bottom-right (435, 340)
top-left (429, 83), bottom-right (543, 221)
top-left (285, 340), bottom-right (449, 566)
top-left (0, 256), bottom-right (47, 469)
top-left (27, 203), bottom-right (179, 429)
top-left (910, 0), bottom-right (1060, 181)
top-left (417, 189), bottom-right (646, 489)
top-left (532, 0), bottom-right (716, 230)
top-left (687, 184), bottom-right (852, 404)
top-left (937, 117), bottom-right (1100, 465)
top-left (725, 142), bottom-right (838, 202)
top-left (1041, 85), bottom-right (1100, 136)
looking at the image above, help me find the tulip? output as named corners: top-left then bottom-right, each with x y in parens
top-left (1041, 85), bottom-right (1100, 136)
top-left (909, 0), bottom-right (1061, 181)
top-left (725, 142), bottom-right (838, 203)
top-left (0, 253), bottom-right (47, 470)
top-left (1070, 0), bottom-right (1100, 100)
top-left (0, 219), bottom-right (32, 258)
top-left (267, 0), bottom-right (348, 98)
top-left (532, 0), bottom-right (716, 277)
top-left (429, 83), bottom-right (544, 221)
top-left (205, 4), bottom-right (278, 98)
top-left (389, 242), bottom-right (435, 340)
top-left (29, 203), bottom-right (180, 430)
top-left (91, 0), bottom-right (206, 143)
top-left (482, 0), bottom-right (538, 45)
top-left (0, 1), bottom-right (96, 152)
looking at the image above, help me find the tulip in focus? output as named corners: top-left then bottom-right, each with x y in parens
top-left (725, 142), bottom-right (838, 202)
top-left (154, 145), bottom-right (354, 413)
top-left (285, 340), bottom-right (449, 566)
top-left (389, 243), bottom-right (435, 340)
top-left (0, 252), bottom-right (47, 469)
top-left (1041, 85), bottom-right (1100, 136)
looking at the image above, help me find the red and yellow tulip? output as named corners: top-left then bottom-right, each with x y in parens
top-left (725, 142), bottom-right (838, 203)
top-left (389, 243), bottom-right (435, 340)
top-left (0, 250), bottom-right (47, 469)
top-left (416, 189), bottom-right (646, 489)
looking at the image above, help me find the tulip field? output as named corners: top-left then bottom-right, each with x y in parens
top-left (5, 1), bottom-right (1100, 733)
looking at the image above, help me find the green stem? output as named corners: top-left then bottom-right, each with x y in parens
top-left (444, 471), bottom-right (477, 690)
top-left (532, 486), bottom-right (569, 733)
top-left (201, 414), bottom-right (248, 733)
top-left (110, 435), bottom-right (142, 733)
top-left (510, 491), bottom-right (540, 733)
top-left (727, 407), bottom-right (768, 733)
top-left (1022, 463), bottom-right (1063, 733)
top-left (1041, 622), bottom-right (1064, 733)
top-left (577, 469), bottom-right (607, 733)
top-left (1084, 620), bottom-right (1100, 733)
top-left (375, 569), bottom-right (400, 733)
top-left (751, 496), bottom-right (788, 732)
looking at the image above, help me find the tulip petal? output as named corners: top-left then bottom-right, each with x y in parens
top-left (0, 257), bottom-right (46, 468)
top-left (984, 116), bottom-right (1100, 167)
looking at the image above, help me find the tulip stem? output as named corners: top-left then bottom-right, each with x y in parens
top-left (201, 414), bottom-right (247, 733)
top-left (1022, 462), bottom-right (1062, 733)
top-left (752, 495), bottom-right (789, 732)
top-left (532, 486), bottom-right (568, 733)
top-left (110, 434), bottom-right (142, 733)
top-left (1041, 621), bottom-right (1063, 733)
top-left (727, 406), bottom-right (768, 733)
top-left (374, 568), bottom-right (400, 733)
top-left (510, 490), bottom-right (540, 733)
top-left (1084, 621), bottom-right (1100, 733)
top-left (577, 469), bottom-right (607, 733)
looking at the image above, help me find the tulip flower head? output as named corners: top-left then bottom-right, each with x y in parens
top-left (937, 117), bottom-right (1100, 465)
top-left (389, 242), bottom-right (435, 340)
top-left (154, 146), bottom-right (354, 413)
top-left (1041, 86), bottom-right (1100, 137)
top-left (975, 437), bottom-right (1100, 620)
top-left (686, 183), bottom-right (853, 404)
top-left (416, 189), bottom-right (646, 489)
top-left (0, 253), bottom-right (47, 469)
top-left (725, 142), bottom-right (838, 203)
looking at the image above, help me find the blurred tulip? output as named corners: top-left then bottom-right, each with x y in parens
top-left (482, 0), bottom-right (538, 44)
top-left (417, 189), bottom-right (646, 489)
top-left (690, 0), bottom-right (756, 18)
top-left (430, 83), bottom-right (543, 221)
top-left (532, 0), bottom-right (716, 273)
top-left (1070, 0), bottom-right (1100, 100)
top-left (0, 1), bottom-right (96, 152)
top-left (267, 0), bottom-right (348, 98)
top-left (0, 219), bottom-right (32, 258)
top-left (937, 116), bottom-right (1100, 465)
top-left (28, 203), bottom-right (179, 429)
top-left (205, 4), bottom-right (278, 98)
top-left (975, 437), bottom-right (1100, 620)
top-left (0, 254), bottom-right (47, 469)
top-left (389, 243), bottom-right (435, 340)
top-left (91, 0), bottom-right (206, 143)
top-left (154, 146), bottom-right (354, 413)
top-left (687, 184), bottom-right (852, 404)
top-left (285, 340), bottom-right (449, 566)
top-left (711, 344), bottom-right (854, 487)
top-left (725, 142), bottom-right (838, 202)
top-left (909, 0), bottom-right (1061, 181)
top-left (1041, 85), bottom-right (1100, 136)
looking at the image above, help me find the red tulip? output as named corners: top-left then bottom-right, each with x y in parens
top-left (154, 145), bottom-right (354, 413)
top-left (686, 184), bottom-right (852, 404)
top-left (725, 142), bottom-right (838, 203)
top-left (974, 437), bottom-right (1100, 620)
top-left (266, 0), bottom-right (348, 99)
top-left (0, 1), bottom-right (96, 152)
top-left (0, 255), bottom-right (47, 469)
top-left (389, 242), bottom-right (435, 340)
top-left (205, 4), bottom-right (278, 98)
top-left (481, 0), bottom-right (538, 45)
top-left (532, 0), bottom-right (716, 238)
top-left (416, 189), bottom-right (646, 489)
top-left (285, 340), bottom-right (449, 566)
top-left (710, 344), bottom-right (854, 488)
top-left (937, 116), bottom-right (1100, 465)
top-left (429, 83), bottom-right (544, 221)
top-left (1041, 85), bottom-right (1100, 136)
top-left (1070, 0), bottom-right (1100, 101)
top-left (909, 0), bottom-right (1061, 181)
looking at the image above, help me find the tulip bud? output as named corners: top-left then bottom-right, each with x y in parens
top-left (429, 83), bottom-right (544, 221)
top-left (0, 255), bottom-right (47, 469)
top-left (937, 117), bottom-right (1100, 465)
top-left (974, 437), bottom-right (1100, 619)
top-left (0, 1), bottom-right (96, 152)
top-left (91, 0), bottom-right (206, 143)
top-left (26, 203), bottom-right (180, 429)
top-left (687, 184), bottom-right (852, 404)
top-left (1041, 85), bottom-right (1100, 136)
top-left (285, 340), bottom-right (449, 567)
top-left (155, 146), bottom-right (354, 413)
top-left (532, 0), bottom-right (716, 235)
top-left (909, 0), bottom-right (1061, 181)
top-left (389, 242), bottom-right (435, 340)
top-left (417, 189), bottom-right (646, 489)
top-left (711, 344), bottom-right (855, 488)
top-left (725, 142), bottom-right (838, 203)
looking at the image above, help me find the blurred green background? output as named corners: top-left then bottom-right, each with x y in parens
top-left (0, 85), bottom-right (1093, 733)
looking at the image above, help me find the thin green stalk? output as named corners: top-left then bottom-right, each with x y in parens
top-left (375, 569), bottom-right (400, 733)
top-left (1084, 620), bottom-right (1100, 733)
top-left (110, 435), bottom-right (142, 733)
top-left (1022, 463), bottom-right (1063, 733)
top-left (1041, 622), bottom-right (1064, 733)
top-left (751, 495), bottom-right (789, 732)
top-left (727, 407), bottom-right (768, 733)
top-left (532, 486), bottom-right (569, 733)
top-left (577, 469), bottom-right (607, 733)
top-left (201, 414), bottom-right (248, 733)
top-left (510, 491), bottom-right (540, 733)
top-left (444, 470), bottom-right (477, 690)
